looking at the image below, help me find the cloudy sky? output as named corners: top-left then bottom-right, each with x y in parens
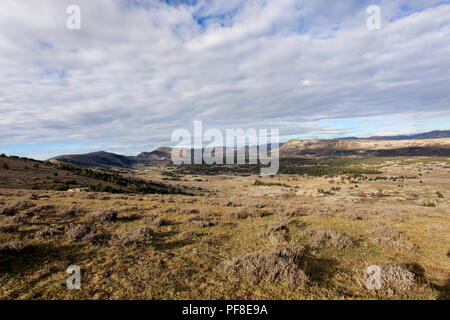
top-left (1, 0), bottom-right (449, 159)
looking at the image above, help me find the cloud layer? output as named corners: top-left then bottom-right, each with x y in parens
top-left (1, 0), bottom-right (449, 158)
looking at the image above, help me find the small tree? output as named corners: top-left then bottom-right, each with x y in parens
top-left (1, 163), bottom-right (9, 170)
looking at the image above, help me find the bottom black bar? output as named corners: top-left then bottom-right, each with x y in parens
top-left (0, 300), bottom-right (445, 318)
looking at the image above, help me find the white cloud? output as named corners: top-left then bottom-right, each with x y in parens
top-left (0, 0), bottom-right (449, 158)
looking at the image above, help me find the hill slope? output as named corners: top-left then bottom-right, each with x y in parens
top-left (50, 151), bottom-right (136, 168)
top-left (0, 155), bottom-right (189, 194)
top-left (50, 148), bottom-right (174, 169)
top-left (280, 138), bottom-right (450, 157)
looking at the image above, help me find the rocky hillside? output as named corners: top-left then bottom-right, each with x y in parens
top-left (134, 147), bottom-right (173, 167)
top-left (280, 138), bottom-right (450, 157)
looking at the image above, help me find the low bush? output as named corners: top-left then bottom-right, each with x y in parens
top-left (224, 245), bottom-right (309, 289)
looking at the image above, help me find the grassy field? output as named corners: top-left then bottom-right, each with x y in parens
top-left (0, 157), bottom-right (449, 299)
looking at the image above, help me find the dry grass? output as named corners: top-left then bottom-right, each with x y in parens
top-left (0, 156), bottom-right (449, 300)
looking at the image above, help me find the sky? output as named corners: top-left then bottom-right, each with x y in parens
top-left (0, 0), bottom-right (450, 159)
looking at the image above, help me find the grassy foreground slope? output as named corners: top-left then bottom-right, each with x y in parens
top-left (0, 157), bottom-right (449, 299)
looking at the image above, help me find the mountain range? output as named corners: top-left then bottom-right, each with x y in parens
top-left (337, 130), bottom-right (450, 140)
top-left (48, 130), bottom-right (450, 168)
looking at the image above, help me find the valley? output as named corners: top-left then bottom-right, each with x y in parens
top-left (1, 144), bottom-right (449, 299)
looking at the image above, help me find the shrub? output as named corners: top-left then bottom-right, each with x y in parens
top-left (12, 200), bottom-right (36, 211)
top-left (305, 229), bottom-right (357, 250)
top-left (186, 216), bottom-right (217, 228)
top-left (0, 240), bottom-right (26, 254)
top-left (341, 211), bottom-right (367, 220)
top-left (83, 231), bottom-right (110, 244)
top-left (153, 217), bottom-right (170, 226)
top-left (224, 245), bottom-right (309, 289)
top-left (179, 208), bottom-right (199, 214)
top-left (267, 221), bottom-right (290, 234)
top-left (51, 184), bottom-right (69, 191)
top-left (35, 226), bottom-right (61, 238)
top-left (61, 206), bottom-right (81, 216)
top-left (110, 227), bottom-right (154, 246)
top-left (254, 180), bottom-right (290, 187)
top-left (23, 204), bottom-right (55, 217)
top-left (262, 221), bottom-right (291, 243)
top-left (0, 206), bottom-right (18, 216)
top-left (1, 163), bottom-right (9, 170)
top-left (223, 200), bottom-right (242, 207)
top-left (65, 223), bottom-right (97, 241)
top-left (0, 215), bottom-right (27, 232)
top-left (436, 191), bottom-right (444, 198)
top-left (279, 206), bottom-right (309, 217)
top-left (369, 224), bottom-right (417, 250)
top-left (422, 202), bottom-right (437, 207)
top-left (27, 193), bottom-right (38, 200)
top-left (228, 207), bottom-right (269, 219)
top-left (86, 209), bottom-right (118, 222)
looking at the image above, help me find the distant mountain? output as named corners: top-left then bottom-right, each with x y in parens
top-left (49, 144), bottom-right (283, 169)
top-left (340, 130), bottom-right (450, 141)
top-left (134, 147), bottom-right (173, 167)
top-left (48, 131), bottom-right (450, 168)
top-left (281, 137), bottom-right (450, 157)
top-left (50, 151), bottom-right (137, 168)
top-left (50, 149), bottom-right (173, 169)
